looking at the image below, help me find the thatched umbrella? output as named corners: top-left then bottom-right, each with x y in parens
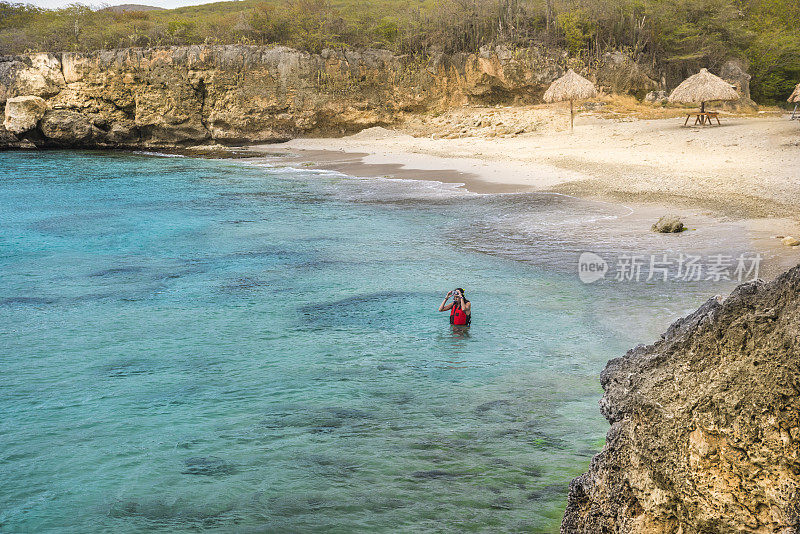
top-left (543, 69), bottom-right (597, 132)
top-left (790, 83), bottom-right (800, 120)
top-left (668, 68), bottom-right (738, 114)
top-left (789, 83), bottom-right (800, 103)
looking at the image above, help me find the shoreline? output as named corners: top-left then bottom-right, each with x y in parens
top-left (242, 115), bottom-right (800, 280)
top-left (251, 114), bottom-right (800, 217)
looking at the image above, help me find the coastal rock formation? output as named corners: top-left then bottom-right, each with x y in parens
top-left (39, 110), bottom-right (95, 145)
top-left (0, 44), bottom-right (757, 149)
top-left (0, 53), bottom-right (64, 102)
top-left (0, 44), bottom-right (568, 149)
top-left (3, 95), bottom-right (47, 134)
top-left (562, 264), bottom-right (800, 533)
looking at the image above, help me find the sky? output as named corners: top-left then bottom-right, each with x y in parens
top-left (24, 0), bottom-right (225, 9)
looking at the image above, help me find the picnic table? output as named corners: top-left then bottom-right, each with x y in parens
top-left (684, 111), bottom-right (721, 126)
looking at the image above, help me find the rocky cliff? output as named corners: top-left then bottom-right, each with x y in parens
top-left (0, 44), bottom-right (573, 149)
top-left (562, 265), bottom-right (800, 533)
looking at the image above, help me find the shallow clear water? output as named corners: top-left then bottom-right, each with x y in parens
top-left (1, 151), bottom-right (744, 532)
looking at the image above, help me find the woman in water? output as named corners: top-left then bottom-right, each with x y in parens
top-left (438, 288), bottom-right (471, 326)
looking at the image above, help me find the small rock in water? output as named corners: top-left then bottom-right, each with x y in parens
top-left (651, 215), bottom-right (685, 233)
top-left (782, 236), bottom-right (800, 247)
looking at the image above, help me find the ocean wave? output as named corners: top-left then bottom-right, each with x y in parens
top-left (246, 159), bottom-right (477, 202)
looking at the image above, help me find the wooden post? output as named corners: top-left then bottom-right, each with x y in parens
top-left (570, 99), bottom-right (574, 132)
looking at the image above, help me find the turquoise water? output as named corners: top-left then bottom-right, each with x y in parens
top-left (1, 151), bottom-right (741, 532)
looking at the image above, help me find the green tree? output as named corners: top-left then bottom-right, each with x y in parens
top-left (557, 9), bottom-right (595, 55)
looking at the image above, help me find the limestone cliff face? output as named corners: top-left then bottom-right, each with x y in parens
top-left (562, 265), bottom-right (800, 533)
top-left (0, 44), bottom-right (567, 148)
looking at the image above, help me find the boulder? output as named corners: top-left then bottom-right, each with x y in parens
top-left (782, 236), bottom-right (800, 247)
top-left (40, 110), bottom-right (93, 144)
top-left (644, 90), bottom-right (668, 103)
top-left (720, 59), bottom-right (751, 100)
top-left (651, 215), bottom-right (685, 233)
top-left (3, 95), bottom-right (47, 134)
top-left (719, 59), bottom-right (759, 112)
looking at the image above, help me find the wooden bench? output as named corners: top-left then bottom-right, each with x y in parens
top-left (684, 111), bottom-right (721, 126)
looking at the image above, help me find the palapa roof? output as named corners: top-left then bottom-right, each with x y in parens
top-left (543, 69), bottom-right (597, 103)
top-left (789, 83), bottom-right (800, 103)
top-left (668, 68), bottom-right (739, 104)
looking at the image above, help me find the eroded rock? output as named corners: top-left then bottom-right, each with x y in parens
top-left (597, 51), bottom-right (659, 99)
top-left (40, 110), bottom-right (93, 144)
top-left (0, 44), bottom-right (568, 148)
top-left (721, 59), bottom-right (752, 101)
top-left (720, 59), bottom-right (759, 112)
top-left (562, 265), bottom-right (800, 533)
top-left (3, 95), bottom-right (47, 134)
top-left (0, 53), bottom-right (65, 104)
top-left (0, 45), bottom-right (756, 149)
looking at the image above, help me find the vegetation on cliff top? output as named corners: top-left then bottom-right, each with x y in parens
top-left (0, 0), bottom-right (798, 103)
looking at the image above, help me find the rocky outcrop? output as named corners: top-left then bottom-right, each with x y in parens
top-left (596, 51), bottom-right (659, 100)
top-left (0, 44), bottom-right (754, 149)
top-left (3, 95), bottom-right (47, 134)
top-left (0, 44), bottom-right (570, 149)
top-left (720, 59), bottom-right (759, 112)
top-left (0, 53), bottom-right (65, 103)
top-left (721, 59), bottom-right (752, 100)
top-left (39, 110), bottom-right (94, 145)
top-left (562, 264), bottom-right (800, 533)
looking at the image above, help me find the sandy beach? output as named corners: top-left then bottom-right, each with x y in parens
top-left (247, 109), bottom-right (800, 279)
